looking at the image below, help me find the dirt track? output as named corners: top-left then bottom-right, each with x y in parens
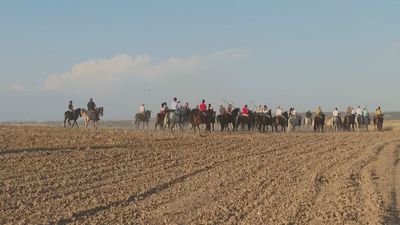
top-left (1, 126), bottom-right (400, 224)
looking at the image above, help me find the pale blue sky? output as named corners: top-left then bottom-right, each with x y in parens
top-left (1, 1), bottom-right (399, 121)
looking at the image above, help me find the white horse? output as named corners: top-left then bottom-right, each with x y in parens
top-left (81, 107), bottom-right (103, 129)
top-left (325, 116), bottom-right (333, 131)
top-left (303, 117), bottom-right (312, 128)
top-left (332, 116), bottom-right (342, 132)
top-left (163, 111), bottom-right (182, 132)
top-left (287, 116), bottom-right (301, 132)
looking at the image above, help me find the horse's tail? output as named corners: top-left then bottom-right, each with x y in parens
top-left (163, 113), bottom-right (169, 128)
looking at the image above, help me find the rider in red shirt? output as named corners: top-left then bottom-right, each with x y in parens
top-left (242, 105), bottom-right (249, 116)
top-left (199, 99), bottom-right (207, 112)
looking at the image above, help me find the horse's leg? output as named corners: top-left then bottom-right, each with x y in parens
top-left (64, 117), bottom-right (67, 128)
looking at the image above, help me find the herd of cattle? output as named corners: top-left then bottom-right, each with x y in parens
top-left (135, 108), bottom-right (384, 133)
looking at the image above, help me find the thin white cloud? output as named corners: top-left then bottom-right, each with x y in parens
top-left (211, 48), bottom-right (248, 60)
top-left (10, 83), bottom-right (28, 92)
top-left (41, 49), bottom-right (248, 91)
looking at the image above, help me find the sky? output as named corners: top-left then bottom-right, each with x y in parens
top-left (0, 1), bottom-right (399, 121)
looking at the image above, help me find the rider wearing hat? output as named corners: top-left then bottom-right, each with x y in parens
top-left (87, 98), bottom-right (99, 120)
top-left (68, 100), bottom-right (74, 112)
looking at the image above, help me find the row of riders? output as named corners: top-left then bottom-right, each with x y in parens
top-left (134, 97), bottom-right (384, 133)
top-left (64, 98), bottom-right (104, 128)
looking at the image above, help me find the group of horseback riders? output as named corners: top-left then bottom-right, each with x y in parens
top-left (67, 98), bottom-right (100, 120)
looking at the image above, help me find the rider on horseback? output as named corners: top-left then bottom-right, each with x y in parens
top-left (160, 102), bottom-right (167, 113)
top-left (256, 104), bottom-right (263, 113)
top-left (375, 107), bottom-right (383, 118)
top-left (316, 106), bottom-right (324, 118)
top-left (332, 108), bottom-right (340, 117)
top-left (226, 104), bottom-right (233, 116)
top-left (87, 98), bottom-right (99, 120)
top-left (263, 105), bottom-right (269, 114)
top-left (219, 105), bottom-right (226, 115)
top-left (199, 99), bottom-right (207, 117)
top-left (139, 104), bottom-right (145, 116)
top-left (276, 106), bottom-right (283, 118)
top-left (199, 100), bottom-right (207, 112)
top-left (242, 105), bottom-right (249, 117)
top-left (68, 100), bottom-right (74, 112)
top-left (290, 107), bottom-right (297, 117)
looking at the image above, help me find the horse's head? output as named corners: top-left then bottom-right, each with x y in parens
top-left (98, 107), bottom-right (104, 116)
top-left (145, 110), bottom-right (151, 118)
top-left (232, 108), bottom-right (240, 116)
top-left (75, 108), bottom-right (82, 117)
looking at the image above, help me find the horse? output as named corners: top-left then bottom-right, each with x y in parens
top-left (163, 111), bottom-right (183, 132)
top-left (332, 116), bottom-right (342, 132)
top-left (190, 108), bottom-right (211, 133)
top-left (287, 115), bottom-right (302, 132)
top-left (355, 114), bottom-right (369, 132)
top-left (134, 110), bottom-right (151, 129)
top-left (180, 107), bottom-right (192, 128)
top-left (273, 111), bottom-right (288, 132)
top-left (219, 108), bottom-right (240, 131)
top-left (343, 114), bottom-right (355, 131)
top-left (237, 111), bottom-right (255, 131)
top-left (325, 116), bottom-right (333, 131)
top-left (314, 114), bottom-right (325, 132)
top-left (81, 107), bottom-right (104, 129)
top-left (155, 112), bottom-right (166, 131)
top-left (209, 110), bottom-right (216, 131)
top-left (303, 111), bottom-right (313, 128)
top-left (255, 110), bottom-right (274, 133)
top-left (64, 108), bottom-right (81, 128)
top-left (373, 114), bottom-right (383, 132)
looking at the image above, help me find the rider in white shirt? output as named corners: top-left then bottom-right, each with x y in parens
top-left (262, 105), bottom-right (269, 114)
top-left (276, 106), bottom-right (283, 117)
top-left (332, 108), bottom-right (339, 117)
top-left (256, 104), bottom-right (263, 113)
top-left (139, 104), bottom-right (145, 114)
top-left (170, 97), bottom-right (178, 111)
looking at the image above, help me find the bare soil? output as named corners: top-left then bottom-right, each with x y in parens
top-left (1, 125), bottom-right (400, 224)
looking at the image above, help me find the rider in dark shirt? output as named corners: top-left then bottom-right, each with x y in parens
top-left (68, 100), bottom-right (74, 112)
top-left (87, 98), bottom-right (98, 120)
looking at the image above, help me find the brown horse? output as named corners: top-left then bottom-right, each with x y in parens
top-left (314, 114), bottom-right (325, 132)
top-left (134, 110), bottom-right (151, 129)
top-left (374, 114), bottom-right (383, 131)
top-left (343, 114), bottom-right (355, 131)
top-left (155, 112), bottom-right (166, 131)
top-left (190, 109), bottom-right (211, 133)
top-left (218, 108), bottom-right (240, 131)
top-left (273, 111), bottom-right (288, 132)
top-left (255, 110), bottom-right (274, 133)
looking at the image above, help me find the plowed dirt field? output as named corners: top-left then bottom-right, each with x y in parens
top-left (1, 126), bottom-right (399, 224)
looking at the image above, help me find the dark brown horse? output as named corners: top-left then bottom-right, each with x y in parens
top-left (218, 108), bottom-right (240, 131)
top-left (64, 108), bottom-right (81, 128)
top-left (343, 114), bottom-right (355, 131)
top-left (190, 108), bottom-right (211, 133)
top-left (134, 110), bottom-right (151, 129)
top-left (273, 111), bottom-right (288, 132)
top-left (314, 114), bottom-right (325, 132)
top-left (373, 114), bottom-right (383, 131)
top-left (155, 112), bottom-right (166, 131)
top-left (255, 110), bottom-right (274, 133)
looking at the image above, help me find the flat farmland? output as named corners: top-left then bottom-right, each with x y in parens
top-left (1, 126), bottom-right (399, 224)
